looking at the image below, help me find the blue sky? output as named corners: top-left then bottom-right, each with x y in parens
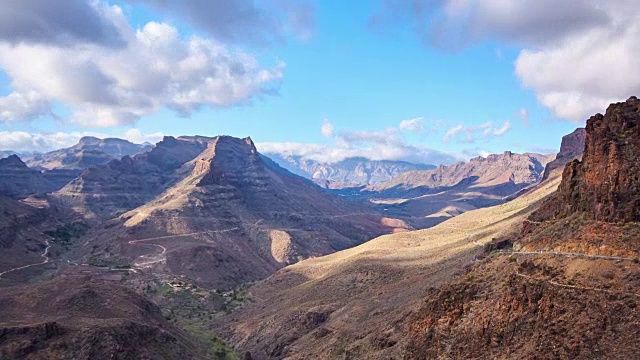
top-left (0, 0), bottom-right (635, 165)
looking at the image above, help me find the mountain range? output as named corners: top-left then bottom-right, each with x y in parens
top-left (264, 154), bottom-right (434, 188)
top-left (3, 98), bottom-right (639, 359)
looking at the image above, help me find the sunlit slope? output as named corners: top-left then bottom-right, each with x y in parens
top-left (219, 170), bottom-right (563, 359)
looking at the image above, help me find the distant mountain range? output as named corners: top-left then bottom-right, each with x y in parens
top-left (359, 151), bottom-right (556, 228)
top-left (23, 136), bottom-right (153, 170)
top-left (264, 153), bottom-right (435, 188)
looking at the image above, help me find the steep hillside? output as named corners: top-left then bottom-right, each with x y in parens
top-left (54, 136), bottom-right (211, 220)
top-left (264, 154), bottom-right (434, 188)
top-left (0, 155), bottom-right (58, 198)
top-left (533, 96), bottom-right (640, 223)
top-left (24, 136), bottom-right (153, 170)
top-left (72, 136), bottom-right (393, 289)
top-left (0, 274), bottom-right (218, 359)
top-left (541, 127), bottom-right (586, 181)
top-left (405, 98), bottom-right (640, 359)
top-left (360, 151), bottom-right (555, 228)
top-left (215, 169), bottom-right (562, 358)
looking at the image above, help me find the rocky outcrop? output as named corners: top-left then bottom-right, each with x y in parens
top-left (0, 155), bottom-right (57, 198)
top-left (264, 154), bottom-right (434, 189)
top-left (532, 97), bottom-right (640, 223)
top-left (542, 128), bottom-right (586, 181)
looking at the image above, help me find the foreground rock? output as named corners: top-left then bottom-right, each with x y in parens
top-left (0, 275), bottom-right (215, 359)
top-left (533, 96), bottom-right (640, 223)
top-left (406, 98), bottom-right (640, 359)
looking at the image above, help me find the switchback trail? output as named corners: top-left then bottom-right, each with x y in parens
top-left (500, 249), bottom-right (636, 262)
top-left (128, 227), bottom-right (240, 267)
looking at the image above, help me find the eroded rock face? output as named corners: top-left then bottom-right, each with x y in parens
top-left (533, 96), bottom-right (640, 223)
top-left (542, 128), bottom-right (586, 181)
top-left (0, 155), bottom-right (57, 198)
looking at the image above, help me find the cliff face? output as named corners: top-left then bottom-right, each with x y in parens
top-left (0, 155), bottom-right (57, 198)
top-left (533, 97), bottom-right (640, 223)
top-left (541, 128), bottom-right (586, 181)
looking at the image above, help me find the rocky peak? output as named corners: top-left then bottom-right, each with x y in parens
top-left (195, 136), bottom-right (264, 186)
top-left (78, 136), bottom-right (100, 145)
top-left (534, 97), bottom-right (640, 222)
top-left (0, 155), bottom-right (57, 198)
top-left (0, 154), bottom-right (26, 168)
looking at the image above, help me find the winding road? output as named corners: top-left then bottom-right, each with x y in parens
top-left (128, 227), bottom-right (240, 268)
top-left (0, 240), bottom-right (51, 279)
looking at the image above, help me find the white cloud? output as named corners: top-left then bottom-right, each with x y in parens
top-left (517, 108), bottom-right (529, 127)
top-left (258, 126), bottom-right (459, 165)
top-left (372, 0), bottom-right (637, 122)
top-left (0, 91), bottom-right (51, 122)
top-left (443, 124), bottom-right (464, 143)
top-left (126, 0), bottom-right (315, 45)
top-left (0, 0), bottom-right (125, 47)
top-left (320, 119), bottom-right (334, 137)
top-left (0, 129), bottom-right (163, 153)
top-left (0, 3), bottom-right (284, 127)
top-left (492, 121), bottom-right (510, 136)
top-left (443, 121), bottom-right (510, 143)
top-left (399, 117), bottom-right (425, 131)
top-left (121, 129), bottom-right (164, 144)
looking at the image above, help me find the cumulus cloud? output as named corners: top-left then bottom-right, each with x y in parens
top-left (0, 91), bottom-right (52, 122)
top-left (127, 0), bottom-right (315, 45)
top-left (442, 121), bottom-right (510, 143)
top-left (0, 2), bottom-right (284, 127)
top-left (399, 117), bottom-right (425, 131)
top-left (370, 0), bottom-right (609, 48)
top-left (0, 129), bottom-right (164, 153)
top-left (0, 0), bottom-right (125, 47)
top-left (320, 119), bottom-right (334, 137)
top-left (372, 0), bottom-right (637, 122)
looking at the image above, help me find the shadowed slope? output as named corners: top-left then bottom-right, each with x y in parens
top-left (215, 168), bottom-right (562, 359)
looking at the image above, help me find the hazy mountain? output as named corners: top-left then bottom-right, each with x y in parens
top-left (264, 153), bottom-right (434, 188)
top-left (360, 151), bottom-right (555, 228)
top-left (24, 136), bottom-right (153, 171)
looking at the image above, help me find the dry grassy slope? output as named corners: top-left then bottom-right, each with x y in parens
top-left (217, 170), bottom-right (563, 359)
